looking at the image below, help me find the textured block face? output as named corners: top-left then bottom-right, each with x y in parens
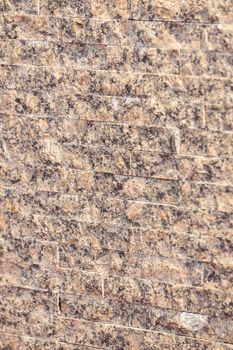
top-left (0, 0), bottom-right (38, 14)
top-left (1, 0), bottom-right (233, 349)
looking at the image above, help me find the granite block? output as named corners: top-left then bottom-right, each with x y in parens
top-left (180, 0), bottom-right (233, 23)
top-left (0, 40), bottom-right (180, 74)
top-left (59, 294), bottom-right (131, 325)
top-left (0, 0), bottom-right (38, 14)
top-left (180, 129), bottom-right (233, 157)
top-left (131, 151), bottom-right (233, 183)
top-left (55, 318), bottom-right (173, 349)
top-left (104, 276), bottom-right (233, 316)
top-left (0, 286), bottom-right (57, 337)
top-left (205, 24), bottom-right (233, 51)
top-left (2, 237), bottom-right (57, 267)
top-left (174, 336), bottom-right (233, 350)
top-left (205, 105), bottom-right (233, 132)
top-left (180, 50), bottom-right (233, 77)
top-left (39, 0), bottom-right (130, 19)
top-left (59, 244), bottom-right (203, 285)
top-left (131, 0), bottom-right (180, 21)
top-left (0, 334), bottom-right (59, 350)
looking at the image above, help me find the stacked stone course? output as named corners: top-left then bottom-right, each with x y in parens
top-left (0, 0), bottom-right (233, 349)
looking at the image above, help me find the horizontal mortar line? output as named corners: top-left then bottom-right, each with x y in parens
top-left (57, 266), bottom-right (207, 283)
top-left (0, 61), bottom-right (181, 76)
top-left (1, 38), bottom-right (233, 54)
top-left (0, 186), bottom-right (231, 215)
top-left (0, 282), bottom-right (49, 293)
top-left (0, 62), bottom-right (188, 76)
top-left (58, 319), bottom-right (233, 346)
top-left (0, 332), bottom-right (54, 344)
top-left (0, 90), bottom-right (220, 107)
top-left (2, 12), bottom-right (233, 26)
top-left (0, 111), bottom-right (181, 129)
top-left (178, 152), bottom-right (233, 159)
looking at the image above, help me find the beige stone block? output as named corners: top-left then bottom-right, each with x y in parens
top-left (55, 318), bottom-right (173, 349)
top-left (0, 286), bottom-right (57, 337)
top-left (131, 0), bottom-right (180, 20)
top-left (0, 0), bottom-right (38, 14)
top-left (180, 0), bottom-right (233, 23)
top-left (104, 276), bottom-right (233, 316)
top-left (39, 0), bottom-right (130, 19)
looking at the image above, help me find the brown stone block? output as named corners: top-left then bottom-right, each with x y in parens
top-left (131, 0), bottom-right (180, 20)
top-left (1, 115), bottom-right (177, 162)
top-left (174, 336), bottom-right (233, 350)
top-left (204, 78), bottom-right (233, 106)
top-left (39, 0), bottom-right (130, 19)
top-left (178, 156), bottom-right (233, 184)
top-left (205, 24), bottom-right (233, 51)
top-left (2, 260), bottom-right (60, 290)
top-left (0, 286), bottom-right (57, 337)
top-left (180, 183), bottom-right (233, 211)
top-left (131, 305), bottom-right (233, 343)
top-left (6, 214), bottom-right (139, 253)
top-left (131, 152), bottom-right (181, 180)
top-left (60, 268), bottom-right (103, 297)
top-left (1, 115), bottom-right (131, 173)
top-left (59, 244), bottom-right (203, 285)
top-left (0, 333), bottom-right (60, 350)
top-left (104, 276), bottom-right (233, 316)
top-left (138, 228), bottom-right (233, 263)
top-left (203, 260), bottom-right (233, 290)
top-left (205, 105), bottom-right (233, 132)
top-left (131, 152), bottom-right (233, 184)
top-left (180, 50), bottom-right (233, 78)
top-left (85, 20), bottom-right (202, 49)
top-left (55, 318), bottom-right (173, 349)
top-left (3, 14), bottom-right (64, 41)
top-left (180, 129), bottom-right (233, 157)
top-left (180, 0), bottom-right (233, 23)
top-left (60, 294), bottom-right (131, 325)
top-left (0, 0), bottom-right (38, 14)
top-left (2, 237), bottom-right (57, 267)
top-left (0, 64), bottom-right (205, 100)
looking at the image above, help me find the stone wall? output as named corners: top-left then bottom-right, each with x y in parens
top-left (1, 0), bottom-right (233, 349)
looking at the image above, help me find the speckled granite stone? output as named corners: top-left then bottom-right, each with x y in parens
top-left (0, 0), bottom-right (233, 349)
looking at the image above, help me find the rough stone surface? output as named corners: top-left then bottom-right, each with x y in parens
top-left (0, 0), bottom-right (233, 349)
